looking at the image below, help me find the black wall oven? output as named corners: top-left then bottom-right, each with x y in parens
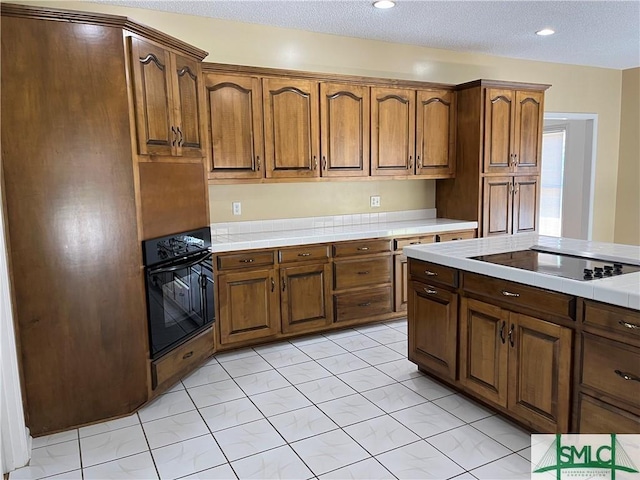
top-left (142, 227), bottom-right (214, 360)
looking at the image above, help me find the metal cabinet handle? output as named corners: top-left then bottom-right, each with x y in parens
top-left (313, 156), bottom-right (318, 170)
top-left (256, 156), bottom-right (261, 171)
top-left (240, 259), bottom-right (254, 263)
top-left (177, 126), bottom-right (183, 146)
top-left (182, 351), bottom-right (194, 359)
top-left (501, 290), bottom-right (520, 297)
top-left (424, 288), bottom-right (437, 295)
top-left (619, 320), bottom-right (640, 330)
top-left (513, 184), bottom-right (519, 195)
top-left (408, 156), bottom-right (413, 169)
top-left (271, 278), bottom-right (275, 292)
top-left (357, 271), bottom-right (370, 275)
top-left (282, 278), bottom-right (286, 291)
top-left (357, 247), bottom-right (369, 251)
top-left (358, 302), bottom-right (371, 307)
top-left (322, 156), bottom-right (327, 170)
top-left (171, 126), bottom-right (177, 146)
top-left (615, 370), bottom-right (640, 382)
top-left (424, 270), bottom-right (438, 276)
top-left (298, 253), bottom-right (311, 257)
top-left (417, 155), bottom-right (422, 169)
top-left (514, 153), bottom-right (519, 166)
top-left (499, 321), bottom-right (506, 344)
top-left (508, 324), bottom-right (515, 347)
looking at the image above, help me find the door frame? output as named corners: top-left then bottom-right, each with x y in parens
top-left (543, 112), bottom-right (598, 240)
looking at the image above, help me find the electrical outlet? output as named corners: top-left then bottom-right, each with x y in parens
top-left (232, 202), bottom-right (242, 216)
top-left (370, 195), bottom-right (381, 208)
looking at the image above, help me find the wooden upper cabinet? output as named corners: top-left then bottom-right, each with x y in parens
top-left (513, 91), bottom-right (544, 174)
top-left (416, 89), bottom-right (455, 178)
top-left (320, 82), bottom-right (370, 177)
top-left (263, 77), bottom-right (319, 179)
top-left (371, 87), bottom-right (416, 176)
top-left (484, 88), bottom-right (515, 174)
top-left (205, 73), bottom-right (263, 179)
top-left (130, 37), bottom-right (204, 158)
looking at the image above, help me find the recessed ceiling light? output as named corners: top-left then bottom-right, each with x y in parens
top-left (373, 0), bottom-right (396, 9)
top-left (536, 28), bottom-right (555, 36)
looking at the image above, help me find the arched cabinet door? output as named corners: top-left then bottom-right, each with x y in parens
top-left (263, 78), bottom-right (319, 179)
top-left (416, 89), bottom-right (456, 178)
top-left (513, 91), bottom-right (544, 174)
top-left (205, 73), bottom-right (264, 180)
top-left (172, 54), bottom-right (205, 158)
top-left (484, 88), bottom-right (515, 174)
top-left (320, 83), bottom-right (370, 177)
top-left (371, 87), bottom-right (416, 176)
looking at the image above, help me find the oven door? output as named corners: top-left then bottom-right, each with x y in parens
top-left (146, 252), bottom-right (214, 359)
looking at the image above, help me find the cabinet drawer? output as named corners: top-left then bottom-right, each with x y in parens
top-left (578, 394), bottom-right (640, 434)
top-left (436, 230), bottom-right (476, 242)
top-left (217, 251), bottom-right (274, 270)
top-left (334, 286), bottom-right (393, 323)
top-left (279, 245), bottom-right (329, 264)
top-left (581, 333), bottom-right (640, 408)
top-left (394, 236), bottom-right (435, 252)
top-left (334, 256), bottom-right (392, 290)
top-left (584, 300), bottom-right (640, 344)
top-left (409, 259), bottom-right (458, 288)
top-left (333, 239), bottom-right (391, 257)
top-left (462, 272), bottom-right (575, 320)
top-left (151, 328), bottom-right (214, 390)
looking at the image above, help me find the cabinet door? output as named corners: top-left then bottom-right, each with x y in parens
top-left (205, 74), bottom-right (263, 179)
top-left (130, 37), bottom-right (175, 156)
top-left (513, 91), bottom-right (544, 174)
top-left (408, 281), bottom-right (458, 381)
top-left (484, 89), bottom-right (514, 174)
top-left (508, 313), bottom-right (572, 432)
top-left (459, 298), bottom-right (509, 407)
top-left (218, 268), bottom-right (279, 345)
top-left (416, 89), bottom-right (455, 178)
top-left (394, 255), bottom-right (409, 312)
top-left (263, 78), bottom-right (319, 179)
top-left (320, 83), bottom-right (370, 177)
top-left (482, 176), bottom-right (513, 236)
top-left (171, 54), bottom-right (205, 157)
top-left (371, 87), bottom-right (415, 176)
top-left (281, 263), bottom-right (332, 334)
top-left (513, 175), bottom-right (539, 234)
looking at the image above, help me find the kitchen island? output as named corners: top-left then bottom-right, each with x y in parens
top-left (404, 234), bottom-right (640, 434)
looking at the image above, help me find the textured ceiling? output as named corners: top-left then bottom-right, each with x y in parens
top-left (96, 0), bottom-right (640, 69)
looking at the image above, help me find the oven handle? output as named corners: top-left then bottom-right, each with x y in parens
top-left (147, 251), bottom-right (212, 276)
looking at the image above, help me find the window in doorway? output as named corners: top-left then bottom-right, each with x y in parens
top-left (540, 128), bottom-right (566, 237)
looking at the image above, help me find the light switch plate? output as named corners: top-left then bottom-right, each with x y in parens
top-left (370, 196), bottom-right (381, 208)
top-left (232, 202), bottom-right (242, 215)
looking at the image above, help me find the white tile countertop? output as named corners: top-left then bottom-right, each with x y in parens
top-left (210, 209), bottom-right (477, 253)
top-left (404, 233), bottom-right (640, 310)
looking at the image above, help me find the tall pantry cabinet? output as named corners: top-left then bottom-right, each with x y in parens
top-left (436, 80), bottom-right (549, 237)
top-left (1, 4), bottom-right (209, 435)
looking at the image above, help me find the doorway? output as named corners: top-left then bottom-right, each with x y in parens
top-left (540, 113), bottom-right (597, 240)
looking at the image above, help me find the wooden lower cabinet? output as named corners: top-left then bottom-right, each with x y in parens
top-left (577, 394), bottom-right (640, 434)
top-left (394, 255), bottom-right (409, 311)
top-left (459, 297), bottom-right (571, 432)
top-left (218, 268), bottom-right (280, 345)
top-left (280, 263), bottom-right (332, 334)
top-left (408, 281), bottom-right (457, 380)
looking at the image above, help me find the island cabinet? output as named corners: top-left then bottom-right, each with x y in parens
top-left (575, 300), bottom-right (640, 433)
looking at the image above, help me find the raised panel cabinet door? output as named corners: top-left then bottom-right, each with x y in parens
top-left (218, 268), bottom-right (279, 345)
top-left (482, 176), bottom-right (514, 236)
top-left (416, 89), bottom-right (456, 178)
top-left (280, 263), bottom-right (332, 334)
top-left (484, 88), bottom-right (515, 174)
top-left (371, 87), bottom-right (416, 176)
top-left (507, 313), bottom-right (572, 432)
top-left (408, 281), bottom-right (458, 381)
top-left (320, 82), bottom-right (370, 177)
top-left (513, 175), bottom-right (539, 234)
top-left (171, 54), bottom-right (205, 157)
top-left (394, 255), bottom-right (409, 312)
top-left (459, 298), bottom-right (509, 407)
top-left (205, 74), bottom-right (263, 179)
top-left (130, 37), bottom-right (175, 156)
top-left (263, 77), bottom-right (319, 179)
top-left (513, 91), bottom-right (544, 174)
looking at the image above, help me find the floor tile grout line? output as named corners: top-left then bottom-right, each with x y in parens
top-left (466, 420), bottom-right (532, 453)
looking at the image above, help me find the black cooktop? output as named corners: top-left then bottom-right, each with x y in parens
top-left (472, 248), bottom-right (640, 281)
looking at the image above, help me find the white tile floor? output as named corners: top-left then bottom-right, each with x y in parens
top-left (10, 319), bottom-right (533, 480)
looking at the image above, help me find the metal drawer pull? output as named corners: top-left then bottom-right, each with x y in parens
top-left (358, 302), bottom-right (371, 307)
top-left (619, 320), bottom-right (640, 330)
top-left (298, 253), bottom-right (312, 257)
top-left (451, 238), bottom-right (463, 241)
top-left (424, 270), bottom-right (438, 276)
top-left (240, 259), bottom-right (254, 263)
top-left (424, 288), bottom-right (437, 295)
top-left (615, 370), bottom-right (640, 382)
top-left (410, 241), bottom-right (421, 245)
top-left (182, 351), bottom-right (193, 360)
top-left (357, 271), bottom-right (370, 275)
top-left (501, 290), bottom-right (520, 297)
top-left (357, 247), bottom-right (369, 251)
